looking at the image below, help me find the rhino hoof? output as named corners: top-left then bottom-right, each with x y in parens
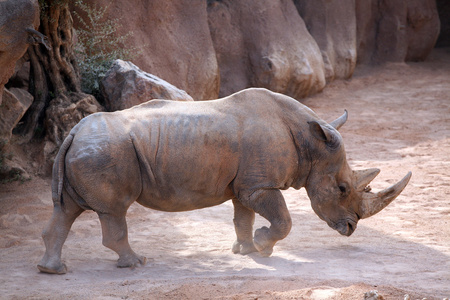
top-left (232, 241), bottom-right (241, 254)
top-left (232, 240), bottom-right (257, 255)
top-left (117, 255), bottom-right (147, 269)
top-left (37, 263), bottom-right (67, 275)
top-left (258, 248), bottom-right (273, 257)
top-left (253, 226), bottom-right (274, 257)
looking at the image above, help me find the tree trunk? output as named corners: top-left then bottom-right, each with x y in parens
top-left (20, 0), bottom-right (81, 140)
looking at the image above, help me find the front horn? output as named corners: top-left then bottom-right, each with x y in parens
top-left (359, 172), bottom-right (412, 219)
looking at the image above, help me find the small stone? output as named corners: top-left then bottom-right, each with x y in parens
top-left (364, 290), bottom-right (384, 300)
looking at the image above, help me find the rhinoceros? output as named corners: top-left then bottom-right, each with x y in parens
top-left (37, 88), bottom-right (411, 274)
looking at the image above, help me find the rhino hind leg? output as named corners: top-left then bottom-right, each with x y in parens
top-left (240, 189), bottom-right (292, 257)
top-left (232, 198), bottom-right (258, 255)
top-left (38, 189), bottom-right (84, 274)
top-left (97, 212), bottom-right (147, 268)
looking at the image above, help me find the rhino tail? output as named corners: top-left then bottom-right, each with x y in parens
top-left (51, 133), bottom-right (75, 206)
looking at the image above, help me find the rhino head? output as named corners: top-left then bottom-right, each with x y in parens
top-left (305, 111), bottom-right (411, 236)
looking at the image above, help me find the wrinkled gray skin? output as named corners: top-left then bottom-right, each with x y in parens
top-left (38, 88), bottom-right (411, 274)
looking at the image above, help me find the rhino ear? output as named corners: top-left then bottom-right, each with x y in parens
top-left (308, 121), bottom-right (341, 150)
top-left (308, 121), bottom-right (332, 142)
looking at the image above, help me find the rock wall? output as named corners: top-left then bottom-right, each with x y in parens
top-left (0, 0), bottom-right (39, 146)
top-left (294, 0), bottom-right (357, 82)
top-left (207, 0), bottom-right (326, 99)
top-left (0, 0), bottom-right (39, 104)
top-left (72, 0), bottom-right (440, 100)
top-left (0, 0), bottom-right (442, 149)
top-left (356, 0), bottom-right (440, 64)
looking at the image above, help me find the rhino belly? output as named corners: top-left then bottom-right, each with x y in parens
top-left (136, 187), bottom-right (234, 212)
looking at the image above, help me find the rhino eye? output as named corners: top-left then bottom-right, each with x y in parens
top-left (338, 184), bottom-right (347, 194)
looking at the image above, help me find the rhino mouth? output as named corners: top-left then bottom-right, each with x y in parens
top-left (333, 219), bottom-right (358, 237)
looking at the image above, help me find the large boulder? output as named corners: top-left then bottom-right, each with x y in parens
top-left (0, 0), bottom-right (39, 105)
top-left (207, 0), bottom-right (326, 99)
top-left (294, 0), bottom-right (357, 82)
top-left (44, 93), bottom-right (103, 147)
top-left (101, 60), bottom-right (194, 112)
top-left (356, 0), bottom-right (440, 63)
top-left (405, 0), bottom-right (441, 61)
top-left (73, 0), bottom-right (219, 100)
top-left (0, 88), bottom-right (33, 146)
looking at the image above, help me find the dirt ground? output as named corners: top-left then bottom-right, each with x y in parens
top-left (1, 48), bottom-right (449, 299)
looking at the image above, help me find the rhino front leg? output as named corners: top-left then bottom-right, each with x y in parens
top-left (38, 190), bottom-right (83, 274)
top-left (241, 189), bottom-right (292, 257)
top-left (97, 212), bottom-right (147, 268)
top-left (232, 198), bottom-right (258, 255)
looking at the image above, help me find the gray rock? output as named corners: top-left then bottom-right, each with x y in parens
top-left (364, 290), bottom-right (385, 300)
top-left (0, 88), bottom-right (33, 145)
top-left (101, 60), bottom-right (194, 112)
top-left (45, 93), bottom-right (103, 147)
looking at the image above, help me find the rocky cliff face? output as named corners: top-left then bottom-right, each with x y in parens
top-left (0, 0), bottom-right (39, 97)
top-left (356, 0), bottom-right (440, 63)
top-left (73, 0), bottom-right (440, 101)
top-left (208, 0), bottom-right (326, 99)
top-left (294, 0), bottom-right (357, 83)
top-left (0, 0), bottom-right (39, 146)
top-left (1, 0), bottom-right (444, 144)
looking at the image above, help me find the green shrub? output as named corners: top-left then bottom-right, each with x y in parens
top-left (73, 0), bottom-right (136, 100)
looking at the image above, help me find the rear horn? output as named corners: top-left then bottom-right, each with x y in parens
top-left (330, 110), bottom-right (348, 130)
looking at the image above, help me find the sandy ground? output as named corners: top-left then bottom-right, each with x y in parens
top-left (1, 48), bottom-right (449, 299)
